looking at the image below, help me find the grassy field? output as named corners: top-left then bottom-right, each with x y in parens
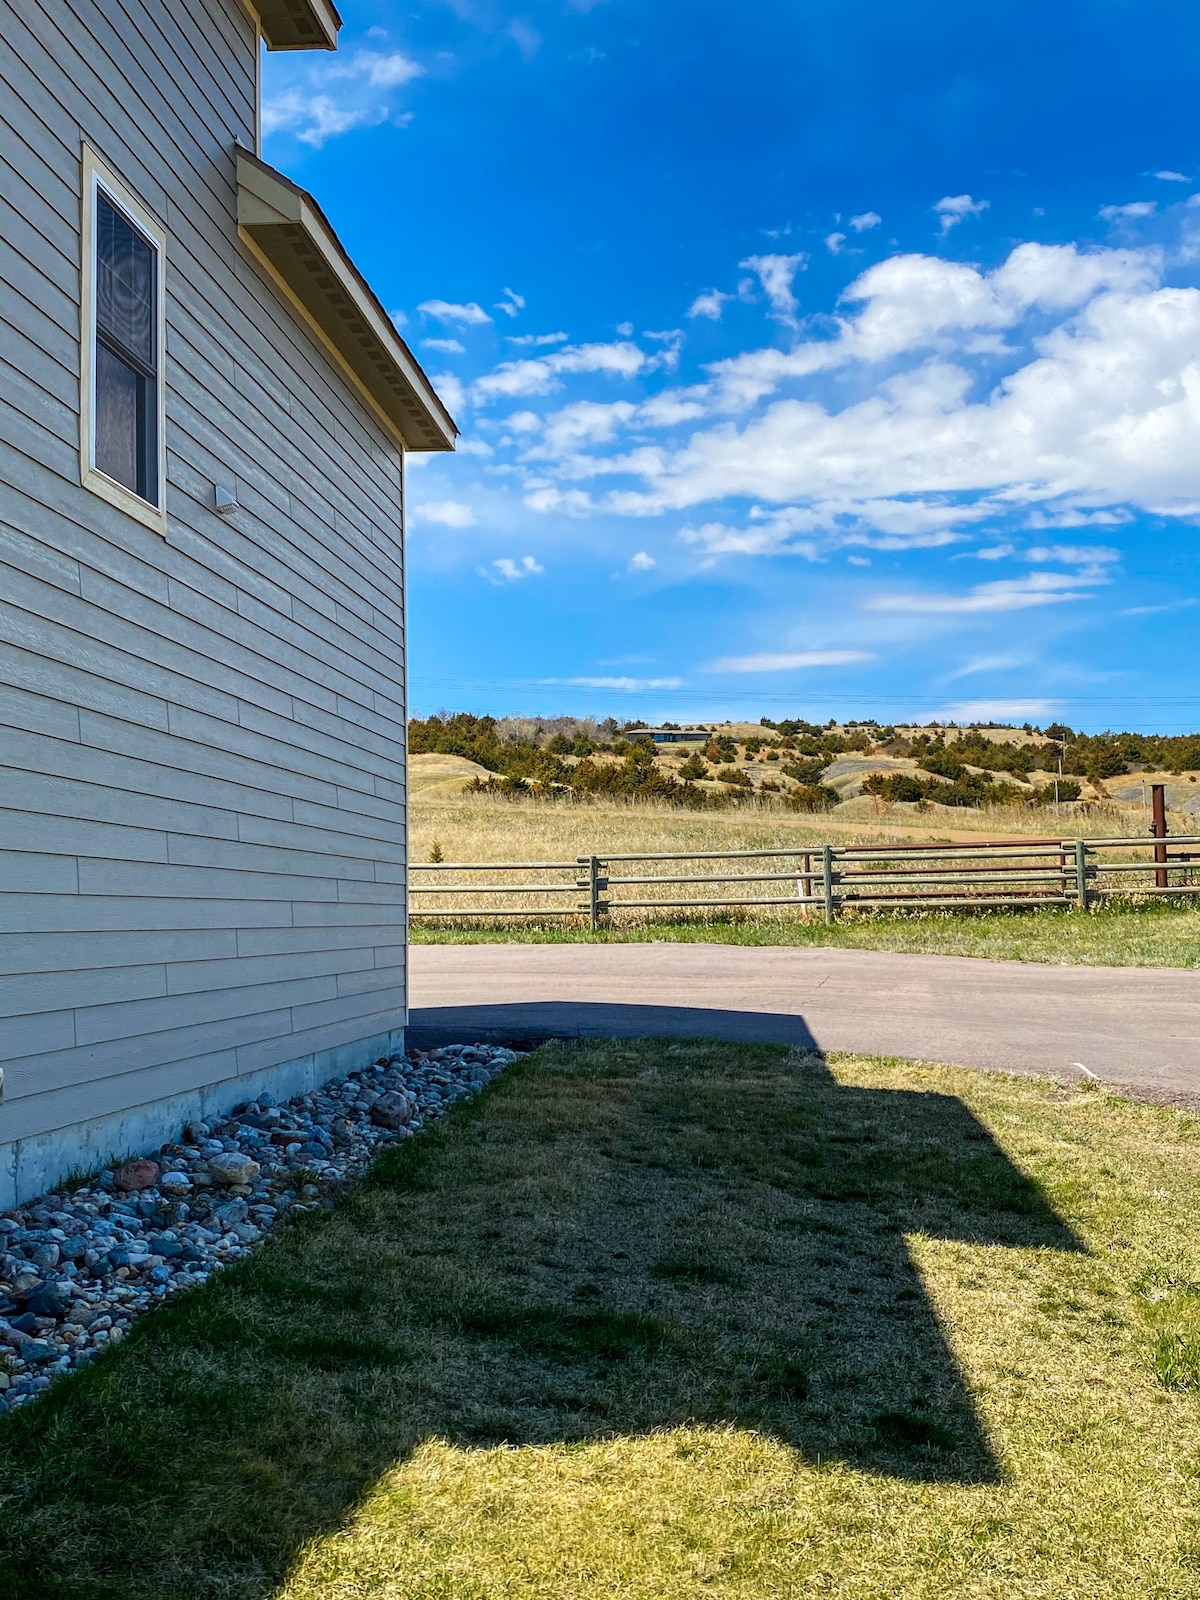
top-left (410, 761), bottom-right (1200, 965)
top-left (410, 768), bottom-right (1153, 869)
top-left (4, 1038), bottom-right (1200, 1599)
top-left (411, 900), bottom-right (1200, 967)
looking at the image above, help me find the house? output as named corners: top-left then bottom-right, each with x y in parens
top-left (0, 0), bottom-right (456, 1207)
top-left (626, 728), bottom-right (708, 745)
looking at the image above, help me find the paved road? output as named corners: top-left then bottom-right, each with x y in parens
top-left (409, 943), bottom-right (1200, 1102)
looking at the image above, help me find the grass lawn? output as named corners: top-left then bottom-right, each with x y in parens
top-left (412, 899), bottom-right (1200, 967)
top-left (3, 1039), bottom-right (1200, 1598)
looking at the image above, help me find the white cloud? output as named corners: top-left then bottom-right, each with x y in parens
top-left (421, 337), bottom-right (466, 355)
top-left (628, 551), bottom-right (656, 572)
top-left (508, 332), bottom-right (568, 347)
top-left (850, 211), bottom-right (882, 232)
top-left (934, 194), bottom-right (989, 234)
top-left (707, 649), bottom-right (874, 672)
top-left (739, 253), bottom-right (807, 323)
top-left (1099, 201), bottom-right (1156, 221)
top-left (974, 543), bottom-right (1016, 560)
top-left (868, 571), bottom-right (1106, 614)
top-left (558, 676), bottom-right (683, 690)
top-left (537, 400), bottom-right (638, 454)
top-left (262, 50), bottom-right (422, 147)
top-left (261, 90), bottom-right (384, 147)
top-left (482, 556), bottom-right (545, 583)
top-left (430, 373), bottom-right (466, 415)
top-left (696, 242), bottom-right (1157, 410)
top-left (415, 500), bottom-right (476, 527)
top-left (495, 288), bottom-right (526, 318)
top-left (688, 289), bottom-right (730, 320)
top-left (1025, 544), bottom-right (1120, 565)
top-left (825, 232), bottom-right (847, 255)
top-left (473, 340), bottom-right (653, 402)
top-left (549, 251), bottom-right (1200, 535)
top-left (1107, 201), bottom-right (1158, 224)
top-left (340, 50), bottom-right (423, 88)
top-left (419, 299), bottom-right (492, 326)
top-left (1154, 171), bottom-right (1191, 183)
top-left (945, 653), bottom-right (1032, 679)
top-left (1120, 596), bottom-right (1200, 616)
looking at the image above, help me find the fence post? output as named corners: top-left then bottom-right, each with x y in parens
top-left (1151, 783), bottom-right (1169, 889)
top-left (822, 845), bottom-right (836, 924)
top-left (1074, 839), bottom-right (1090, 911)
top-left (582, 855), bottom-right (607, 929)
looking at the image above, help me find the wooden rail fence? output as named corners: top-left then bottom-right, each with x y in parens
top-left (410, 835), bottom-right (1200, 926)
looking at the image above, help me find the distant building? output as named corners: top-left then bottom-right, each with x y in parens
top-left (0, 0), bottom-right (456, 1205)
top-left (626, 728), bottom-right (708, 745)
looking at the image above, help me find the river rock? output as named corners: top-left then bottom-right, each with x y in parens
top-left (113, 1159), bottom-right (160, 1193)
top-left (370, 1092), bottom-right (412, 1130)
top-left (206, 1153), bottom-right (260, 1187)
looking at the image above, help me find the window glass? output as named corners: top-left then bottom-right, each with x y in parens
top-left (94, 341), bottom-right (140, 493)
top-left (96, 195), bottom-right (155, 369)
top-left (91, 187), bottom-right (158, 505)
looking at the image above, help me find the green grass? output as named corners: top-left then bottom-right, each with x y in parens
top-left (2, 1040), bottom-right (1200, 1598)
top-left (412, 898), bottom-right (1200, 966)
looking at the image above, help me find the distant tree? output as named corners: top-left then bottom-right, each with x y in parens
top-left (785, 783), bottom-right (840, 811)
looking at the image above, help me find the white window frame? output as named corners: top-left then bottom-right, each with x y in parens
top-left (79, 145), bottom-right (168, 536)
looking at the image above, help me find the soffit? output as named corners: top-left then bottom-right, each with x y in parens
top-left (256, 0), bottom-right (341, 51)
top-left (236, 149), bottom-right (458, 453)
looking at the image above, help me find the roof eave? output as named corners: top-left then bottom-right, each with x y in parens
top-left (255, 0), bottom-right (341, 51)
top-left (236, 149), bottom-right (458, 453)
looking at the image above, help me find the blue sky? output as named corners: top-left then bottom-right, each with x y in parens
top-left (263, 0), bottom-right (1200, 732)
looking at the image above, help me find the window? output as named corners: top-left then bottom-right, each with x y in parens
top-left (80, 148), bottom-right (166, 532)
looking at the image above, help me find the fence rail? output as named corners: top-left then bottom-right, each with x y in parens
top-left (410, 834), bottom-right (1200, 925)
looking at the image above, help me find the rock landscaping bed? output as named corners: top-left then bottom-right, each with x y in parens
top-left (0, 1042), bottom-right (517, 1412)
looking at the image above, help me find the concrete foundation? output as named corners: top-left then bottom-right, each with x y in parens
top-left (0, 1027), bottom-right (404, 1211)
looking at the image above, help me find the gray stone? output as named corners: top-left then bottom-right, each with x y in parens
top-left (369, 1092), bottom-right (412, 1131)
top-left (206, 1153), bottom-right (261, 1188)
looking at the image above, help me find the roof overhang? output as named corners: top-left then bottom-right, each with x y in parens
top-left (236, 149), bottom-right (457, 453)
top-left (255, 0), bottom-right (341, 51)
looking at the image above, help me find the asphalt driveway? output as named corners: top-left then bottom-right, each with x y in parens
top-left (409, 942), bottom-right (1200, 1102)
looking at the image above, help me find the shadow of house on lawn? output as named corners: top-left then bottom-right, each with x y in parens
top-left (0, 1028), bottom-right (1084, 1600)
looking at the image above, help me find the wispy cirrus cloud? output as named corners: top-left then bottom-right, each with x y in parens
top-left (706, 649), bottom-right (874, 672)
top-left (548, 675), bottom-right (684, 690)
top-left (868, 570), bottom-right (1107, 615)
